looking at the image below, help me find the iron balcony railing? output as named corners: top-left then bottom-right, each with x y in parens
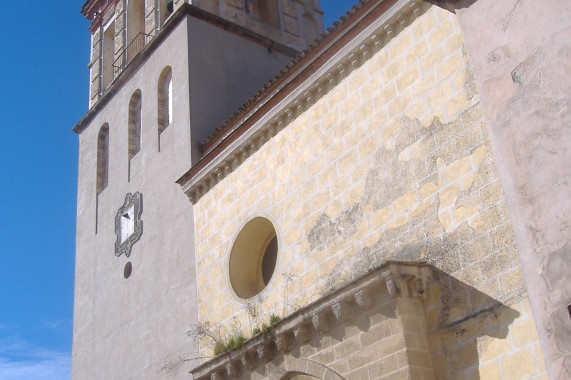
top-left (112, 32), bottom-right (153, 79)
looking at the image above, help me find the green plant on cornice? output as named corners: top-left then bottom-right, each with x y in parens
top-left (251, 313), bottom-right (281, 338)
top-left (227, 334), bottom-right (247, 350)
top-left (212, 334), bottom-right (247, 356)
top-left (269, 313), bottom-right (281, 326)
top-left (186, 319), bottom-right (249, 357)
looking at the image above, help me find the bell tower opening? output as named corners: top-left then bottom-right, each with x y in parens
top-left (126, 0), bottom-right (146, 62)
top-left (102, 20), bottom-right (116, 90)
top-left (246, 0), bottom-right (280, 27)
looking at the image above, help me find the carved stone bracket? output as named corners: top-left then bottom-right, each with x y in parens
top-left (225, 362), bottom-right (240, 377)
top-left (257, 342), bottom-right (275, 362)
top-left (275, 333), bottom-right (291, 353)
top-left (240, 351), bottom-right (257, 370)
top-left (355, 289), bottom-right (373, 310)
top-left (210, 371), bottom-right (224, 380)
top-left (312, 313), bottom-right (330, 333)
top-left (293, 324), bottom-right (311, 343)
top-left (332, 303), bottom-right (352, 322)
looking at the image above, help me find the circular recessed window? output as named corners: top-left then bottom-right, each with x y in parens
top-left (229, 217), bottom-right (278, 299)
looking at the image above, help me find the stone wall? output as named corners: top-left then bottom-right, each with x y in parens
top-left (191, 4), bottom-right (547, 379)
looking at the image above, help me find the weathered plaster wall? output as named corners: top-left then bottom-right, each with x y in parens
top-left (454, 1), bottom-right (571, 378)
top-left (73, 19), bottom-right (198, 380)
top-left (192, 5), bottom-right (546, 379)
top-left (187, 17), bottom-right (294, 162)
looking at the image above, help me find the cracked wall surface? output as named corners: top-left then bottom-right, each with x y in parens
top-left (192, 5), bottom-right (547, 379)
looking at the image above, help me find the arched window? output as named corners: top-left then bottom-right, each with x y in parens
top-left (128, 90), bottom-right (142, 179)
top-left (157, 66), bottom-right (172, 151)
top-left (246, 0), bottom-right (279, 26)
top-left (96, 123), bottom-right (110, 195)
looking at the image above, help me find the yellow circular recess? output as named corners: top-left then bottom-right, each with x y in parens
top-left (229, 217), bottom-right (278, 299)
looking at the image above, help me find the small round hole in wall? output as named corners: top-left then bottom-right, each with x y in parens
top-left (124, 262), bottom-right (132, 279)
top-left (229, 217), bottom-right (278, 299)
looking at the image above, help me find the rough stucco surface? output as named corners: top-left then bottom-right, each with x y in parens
top-left (455, 1), bottom-right (571, 377)
top-left (73, 20), bottom-right (199, 380)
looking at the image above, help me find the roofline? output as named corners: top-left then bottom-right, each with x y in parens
top-left (72, 3), bottom-right (299, 134)
top-left (81, 0), bottom-right (120, 24)
top-left (176, 0), bottom-right (402, 190)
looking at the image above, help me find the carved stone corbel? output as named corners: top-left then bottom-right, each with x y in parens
top-left (240, 350), bottom-right (257, 370)
top-left (275, 333), bottom-right (291, 353)
top-left (293, 324), bottom-right (310, 343)
top-left (332, 303), bottom-right (352, 322)
top-left (210, 371), bottom-right (224, 380)
top-left (225, 362), bottom-right (240, 377)
top-left (257, 342), bottom-right (274, 362)
top-left (312, 313), bottom-right (330, 333)
top-left (386, 277), bottom-right (397, 297)
top-left (355, 289), bottom-right (373, 310)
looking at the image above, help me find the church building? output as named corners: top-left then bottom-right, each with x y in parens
top-left (72, 0), bottom-right (570, 379)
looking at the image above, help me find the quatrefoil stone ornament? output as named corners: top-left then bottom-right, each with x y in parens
top-left (115, 192), bottom-right (143, 257)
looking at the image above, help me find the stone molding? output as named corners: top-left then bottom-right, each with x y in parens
top-left (190, 261), bottom-right (433, 379)
top-left (179, 0), bottom-right (429, 204)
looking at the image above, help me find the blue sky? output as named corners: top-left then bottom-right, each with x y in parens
top-left (0, 1), bottom-right (358, 379)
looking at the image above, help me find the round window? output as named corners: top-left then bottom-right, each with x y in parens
top-left (229, 217), bottom-right (278, 299)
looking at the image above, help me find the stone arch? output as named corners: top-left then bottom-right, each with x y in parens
top-left (272, 358), bottom-right (347, 380)
top-left (280, 373), bottom-right (319, 380)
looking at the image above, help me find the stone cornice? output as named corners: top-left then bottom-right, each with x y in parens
top-left (81, 0), bottom-right (121, 31)
top-left (190, 261), bottom-right (433, 379)
top-left (177, 0), bottom-right (429, 204)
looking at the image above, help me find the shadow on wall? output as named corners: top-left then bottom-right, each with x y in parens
top-left (278, 265), bottom-right (519, 380)
top-left (428, 267), bottom-right (519, 379)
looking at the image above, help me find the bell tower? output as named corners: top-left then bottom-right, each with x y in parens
top-left (73, 0), bottom-right (323, 379)
top-left (82, 0), bottom-right (324, 107)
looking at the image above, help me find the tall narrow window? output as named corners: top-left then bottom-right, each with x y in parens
top-left (157, 66), bottom-right (172, 151)
top-left (128, 90), bottom-right (142, 180)
top-left (102, 21), bottom-right (116, 89)
top-left (96, 124), bottom-right (110, 195)
top-left (126, 0), bottom-right (145, 63)
top-left (96, 123), bottom-right (109, 234)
